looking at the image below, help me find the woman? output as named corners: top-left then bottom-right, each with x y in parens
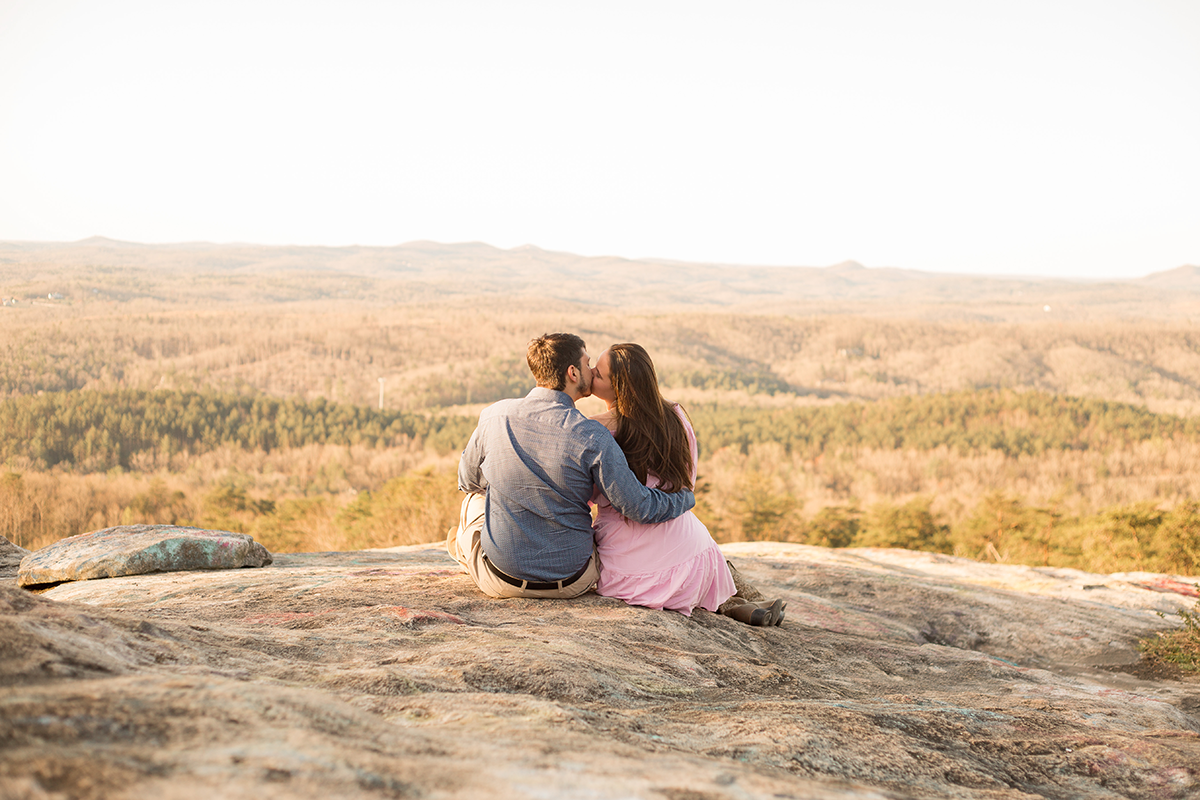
top-left (589, 343), bottom-right (785, 626)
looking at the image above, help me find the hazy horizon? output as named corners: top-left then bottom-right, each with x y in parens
top-left (4, 232), bottom-right (1195, 289)
top-left (2, 0), bottom-right (1198, 280)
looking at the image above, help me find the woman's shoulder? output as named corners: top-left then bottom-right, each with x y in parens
top-left (590, 408), bottom-right (620, 433)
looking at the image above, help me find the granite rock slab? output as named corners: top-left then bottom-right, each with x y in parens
top-left (17, 524), bottom-right (272, 589)
top-left (2, 543), bottom-right (1198, 800)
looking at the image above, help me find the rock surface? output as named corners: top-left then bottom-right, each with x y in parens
top-left (16, 524), bottom-right (272, 588)
top-left (2, 541), bottom-right (1200, 799)
top-left (0, 535), bottom-right (30, 580)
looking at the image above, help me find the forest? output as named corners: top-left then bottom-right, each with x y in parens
top-left (3, 243), bottom-right (1199, 578)
top-left (3, 385), bottom-right (1200, 576)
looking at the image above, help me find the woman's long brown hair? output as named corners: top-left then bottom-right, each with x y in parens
top-left (605, 343), bottom-right (693, 492)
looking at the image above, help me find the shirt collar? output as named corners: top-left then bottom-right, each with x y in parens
top-left (527, 386), bottom-right (576, 408)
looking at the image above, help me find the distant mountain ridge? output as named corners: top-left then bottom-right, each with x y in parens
top-left (1139, 263), bottom-right (1200, 286)
top-left (1, 238), bottom-right (1197, 317)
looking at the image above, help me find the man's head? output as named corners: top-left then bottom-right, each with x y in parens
top-left (527, 333), bottom-right (592, 399)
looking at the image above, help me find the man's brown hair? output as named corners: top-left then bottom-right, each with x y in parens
top-left (526, 333), bottom-right (586, 391)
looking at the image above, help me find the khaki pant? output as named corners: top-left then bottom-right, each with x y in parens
top-left (447, 492), bottom-right (598, 599)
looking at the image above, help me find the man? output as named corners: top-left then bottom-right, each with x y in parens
top-left (449, 332), bottom-right (695, 599)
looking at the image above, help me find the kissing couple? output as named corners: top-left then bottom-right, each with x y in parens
top-left (448, 333), bottom-right (785, 626)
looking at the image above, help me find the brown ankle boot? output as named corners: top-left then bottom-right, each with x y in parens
top-left (721, 598), bottom-right (783, 627)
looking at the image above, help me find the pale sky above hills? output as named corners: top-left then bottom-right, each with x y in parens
top-left (0, 0), bottom-right (1197, 279)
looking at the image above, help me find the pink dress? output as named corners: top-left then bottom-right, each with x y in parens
top-left (592, 405), bottom-right (736, 616)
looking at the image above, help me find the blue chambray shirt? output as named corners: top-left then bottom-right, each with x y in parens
top-left (458, 387), bottom-right (695, 582)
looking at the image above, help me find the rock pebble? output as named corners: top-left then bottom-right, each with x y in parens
top-left (17, 524), bottom-right (272, 589)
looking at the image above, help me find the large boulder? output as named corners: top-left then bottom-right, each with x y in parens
top-left (17, 524), bottom-right (272, 589)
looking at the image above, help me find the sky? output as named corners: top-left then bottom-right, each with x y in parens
top-left (0, 0), bottom-right (1197, 279)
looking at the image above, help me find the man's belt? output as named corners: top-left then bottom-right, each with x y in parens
top-left (482, 555), bottom-right (590, 591)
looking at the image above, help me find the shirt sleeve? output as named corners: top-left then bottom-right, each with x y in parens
top-left (458, 425), bottom-right (488, 493)
top-left (589, 431), bottom-right (694, 524)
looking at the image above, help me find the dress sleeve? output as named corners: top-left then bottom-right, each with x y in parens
top-left (675, 404), bottom-right (698, 485)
